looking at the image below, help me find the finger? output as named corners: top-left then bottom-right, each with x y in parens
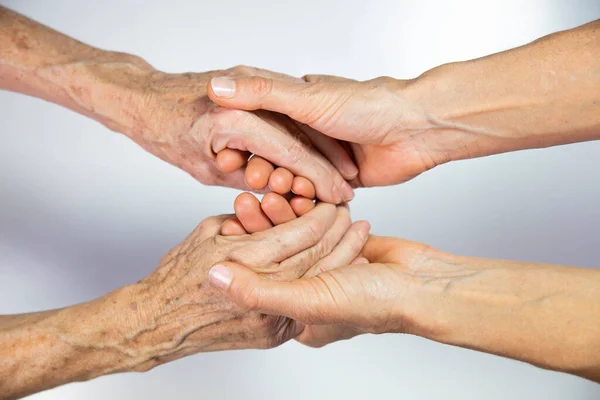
top-left (268, 168), bottom-right (294, 194)
top-left (245, 156), bottom-right (274, 191)
top-left (221, 218), bottom-right (248, 236)
top-left (194, 214), bottom-right (235, 237)
top-left (260, 192), bottom-right (297, 225)
top-left (209, 262), bottom-right (342, 324)
top-left (281, 204), bottom-right (351, 273)
top-left (352, 256), bottom-right (369, 264)
top-left (297, 123), bottom-right (358, 181)
top-left (211, 110), bottom-right (348, 203)
top-left (234, 192), bottom-right (273, 233)
top-left (208, 76), bottom-right (348, 127)
top-left (304, 220), bottom-right (370, 277)
top-left (291, 176), bottom-right (316, 199)
top-left (215, 149), bottom-right (250, 173)
top-left (290, 196), bottom-right (315, 216)
top-left (251, 202), bottom-right (337, 261)
top-left (230, 65), bottom-right (304, 83)
top-left (303, 74), bottom-right (357, 84)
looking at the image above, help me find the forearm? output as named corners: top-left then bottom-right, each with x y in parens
top-left (411, 19), bottom-right (600, 161)
top-left (0, 286), bottom-right (148, 399)
top-left (407, 252), bottom-right (600, 381)
top-left (0, 6), bottom-right (155, 137)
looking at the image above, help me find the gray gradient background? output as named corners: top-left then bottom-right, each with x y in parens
top-left (1, 0), bottom-right (599, 398)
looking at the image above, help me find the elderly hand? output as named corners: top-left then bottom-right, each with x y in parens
top-left (219, 191), bottom-right (370, 347)
top-left (76, 64), bottom-right (356, 202)
top-left (0, 6), bottom-right (356, 202)
top-left (0, 202), bottom-right (370, 398)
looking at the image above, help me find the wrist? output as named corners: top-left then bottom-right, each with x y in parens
top-left (32, 49), bottom-right (157, 138)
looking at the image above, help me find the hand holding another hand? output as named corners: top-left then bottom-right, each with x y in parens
top-left (208, 73), bottom-right (454, 187)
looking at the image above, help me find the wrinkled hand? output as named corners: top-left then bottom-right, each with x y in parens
top-left (219, 191), bottom-right (371, 347)
top-left (209, 236), bottom-right (441, 346)
top-left (208, 73), bottom-right (451, 187)
top-left (120, 66), bottom-right (357, 203)
top-left (101, 202), bottom-right (367, 371)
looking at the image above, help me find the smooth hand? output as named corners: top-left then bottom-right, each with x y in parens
top-left (207, 74), bottom-right (448, 187)
top-left (209, 235), bottom-right (435, 345)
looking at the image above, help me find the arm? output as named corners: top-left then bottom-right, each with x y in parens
top-left (207, 19), bottom-right (600, 186)
top-left (211, 236), bottom-right (600, 382)
top-left (0, 6), bottom-right (154, 134)
top-left (0, 6), bottom-right (354, 202)
top-left (0, 202), bottom-right (365, 398)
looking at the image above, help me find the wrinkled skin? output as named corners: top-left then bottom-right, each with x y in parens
top-left (220, 191), bottom-right (371, 348)
top-left (114, 66), bottom-right (356, 202)
top-left (119, 202), bottom-right (360, 371)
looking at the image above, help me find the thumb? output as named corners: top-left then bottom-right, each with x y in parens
top-left (208, 261), bottom-right (342, 325)
top-left (207, 76), bottom-right (351, 129)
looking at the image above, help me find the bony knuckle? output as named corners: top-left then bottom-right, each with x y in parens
top-left (286, 139), bottom-right (309, 165)
top-left (247, 76), bottom-right (273, 97)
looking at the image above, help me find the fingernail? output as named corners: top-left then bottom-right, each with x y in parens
top-left (332, 185), bottom-right (342, 203)
top-left (341, 181), bottom-right (355, 201)
top-left (211, 77), bottom-right (236, 98)
top-left (342, 164), bottom-right (359, 179)
top-left (209, 264), bottom-right (233, 289)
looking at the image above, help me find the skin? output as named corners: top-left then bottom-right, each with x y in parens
top-left (209, 19), bottom-right (600, 381)
top-left (208, 20), bottom-right (600, 187)
top-left (0, 6), bottom-right (356, 203)
top-left (219, 192), bottom-right (370, 348)
top-left (0, 6), bottom-right (364, 398)
top-left (0, 202), bottom-right (369, 398)
top-left (214, 237), bottom-right (600, 382)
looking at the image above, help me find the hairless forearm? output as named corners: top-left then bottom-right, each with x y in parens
top-left (0, 286), bottom-right (144, 399)
top-left (413, 19), bottom-right (600, 160)
top-left (0, 5), bottom-right (154, 136)
top-left (408, 254), bottom-right (600, 382)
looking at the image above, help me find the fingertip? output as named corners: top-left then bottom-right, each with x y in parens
top-left (245, 156), bottom-right (275, 190)
top-left (234, 192), bottom-right (274, 233)
top-left (351, 257), bottom-right (369, 265)
top-left (290, 196), bottom-right (316, 216)
top-left (268, 168), bottom-right (294, 194)
top-left (221, 218), bottom-right (247, 236)
top-left (261, 192), bottom-right (297, 225)
top-left (216, 149), bottom-right (249, 173)
top-left (234, 192), bottom-right (260, 213)
top-left (291, 176), bottom-right (316, 199)
top-left (355, 220), bottom-right (371, 237)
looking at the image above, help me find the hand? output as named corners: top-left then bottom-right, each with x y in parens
top-left (209, 235), bottom-right (438, 346)
top-left (127, 66), bottom-right (361, 202)
top-left (0, 201), bottom-right (374, 397)
top-left (219, 191), bottom-right (370, 347)
top-left (210, 236), bottom-right (600, 383)
top-left (207, 73), bottom-right (449, 187)
top-left (120, 202), bottom-right (369, 368)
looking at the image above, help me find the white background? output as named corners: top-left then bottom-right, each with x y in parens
top-left (1, 0), bottom-right (599, 398)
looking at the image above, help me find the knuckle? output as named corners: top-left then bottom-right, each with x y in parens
top-left (286, 138), bottom-right (310, 166)
top-left (239, 284), bottom-right (261, 311)
top-left (247, 76), bottom-right (273, 97)
top-left (304, 216), bottom-right (325, 243)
